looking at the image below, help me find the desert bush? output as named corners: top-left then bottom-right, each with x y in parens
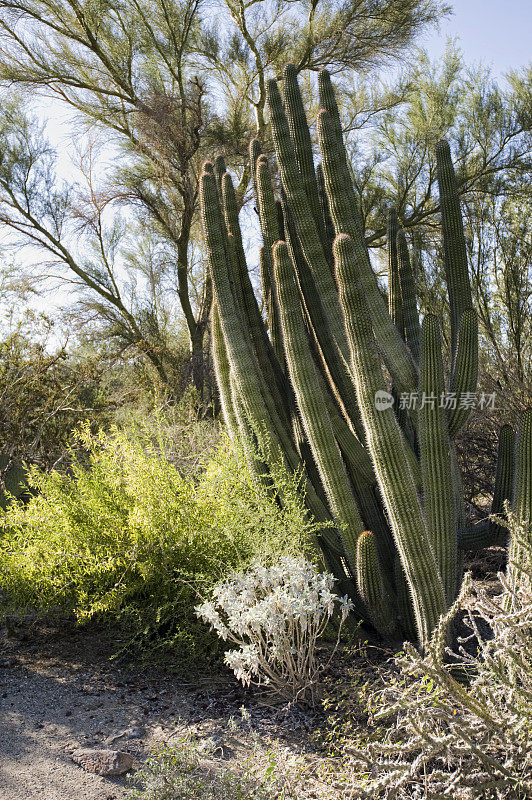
top-left (344, 510), bottom-right (532, 798)
top-left (126, 731), bottom-right (306, 800)
top-left (196, 557), bottom-right (352, 704)
top-left (0, 425), bottom-right (316, 665)
top-left (0, 312), bottom-right (112, 469)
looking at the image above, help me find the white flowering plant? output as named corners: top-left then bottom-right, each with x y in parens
top-left (195, 556), bottom-right (353, 704)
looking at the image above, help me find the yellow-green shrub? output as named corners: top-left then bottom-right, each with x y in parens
top-left (0, 425), bottom-right (316, 666)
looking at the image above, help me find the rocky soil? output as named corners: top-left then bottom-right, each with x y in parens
top-left (0, 620), bottom-right (316, 800)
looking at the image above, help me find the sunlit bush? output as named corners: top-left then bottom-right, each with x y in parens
top-left (0, 425), bottom-right (317, 665)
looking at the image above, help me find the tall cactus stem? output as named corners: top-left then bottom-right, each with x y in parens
top-left (507, 409), bottom-right (532, 593)
top-left (356, 531), bottom-right (399, 638)
top-left (387, 208), bottom-right (404, 337)
top-left (266, 78), bottom-right (350, 362)
top-left (419, 314), bottom-right (457, 603)
top-left (317, 108), bottom-right (418, 396)
top-left (435, 139), bottom-right (473, 360)
top-left (489, 424), bottom-right (516, 543)
top-left (396, 226), bottom-right (421, 363)
top-left (448, 308), bottom-right (479, 437)
top-left (211, 302), bottom-right (239, 439)
top-left (316, 162), bottom-right (336, 261)
top-left (273, 240), bottom-right (365, 573)
top-left (335, 232), bottom-right (446, 647)
top-left (282, 64), bottom-right (325, 248)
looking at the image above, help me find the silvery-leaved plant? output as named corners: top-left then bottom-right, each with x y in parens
top-left (196, 556), bottom-right (353, 703)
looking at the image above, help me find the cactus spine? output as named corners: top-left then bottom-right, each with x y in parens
top-left (200, 66), bottom-right (531, 647)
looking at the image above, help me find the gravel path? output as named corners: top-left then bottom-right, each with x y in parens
top-left (0, 621), bottom-right (256, 800)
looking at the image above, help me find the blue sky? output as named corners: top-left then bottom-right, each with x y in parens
top-left (423, 0), bottom-right (531, 76)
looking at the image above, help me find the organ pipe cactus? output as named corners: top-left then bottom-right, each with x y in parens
top-left (200, 65), bottom-right (532, 648)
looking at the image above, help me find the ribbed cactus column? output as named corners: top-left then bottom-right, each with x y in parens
top-left (278, 178), bottom-right (365, 440)
top-left (282, 64), bottom-right (326, 248)
top-left (316, 107), bottom-right (418, 397)
top-left (507, 408), bottom-right (532, 595)
top-left (200, 170), bottom-right (294, 472)
top-left (387, 208), bottom-right (404, 337)
top-left (266, 78), bottom-right (350, 363)
top-left (356, 531), bottom-right (398, 638)
top-left (272, 240), bottom-right (364, 575)
top-left (435, 139), bottom-right (473, 360)
top-left (396, 226), bottom-right (421, 363)
top-left (448, 308), bottom-right (479, 437)
top-left (211, 302), bottom-right (238, 439)
top-left (489, 424), bottom-right (516, 543)
top-left (334, 233), bottom-right (446, 647)
top-left (201, 63), bottom-right (516, 646)
top-left (419, 314), bottom-right (457, 603)
top-left (316, 162), bottom-right (336, 259)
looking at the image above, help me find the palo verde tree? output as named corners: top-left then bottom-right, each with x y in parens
top-left (0, 0), bottom-right (447, 393)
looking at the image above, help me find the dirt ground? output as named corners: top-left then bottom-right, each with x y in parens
top-left (0, 618), bottom-right (321, 800)
top-left (0, 547), bottom-right (506, 800)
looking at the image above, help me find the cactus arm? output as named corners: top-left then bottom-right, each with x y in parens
top-left (230, 370), bottom-right (269, 484)
top-left (356, 531), bottom-right (399, 638)
top-left (507, 408), bottom-right (532, 590)
top-left (273, 240), bottom-right (365, 572)
top-left (214, 155), bottom-right (226, 195)
top-left (200, 170), bottom-right (296, 469)
top-left (513, 408), bottom-right (532, 523)
top-left (211, 302), bottom-right (239, 439)
top-left (353, 486), bottom-right (396, 579)
top-left (317, 109), bottom-right (418, 396)
top-left (266, 77), bottom-right (350, 362)
top-left (203, 171), bottom-right (341, 546)
top-left (259, 246), bottom-right (285, 366)
top-left (249, 138), bottom-right (263, 197)
top-left (318, 68), bottom-right (344, 144)
top-left (280, 190), bottom-right (365, 440)
top-left (419, 314), bottom-right (458, 603)
top-left (448, 308), bottom-right (479, 438)
top-left (396, 226), bottom-right (422, 363)
top-left (255, 157), bottom-right (280, 249)
top-left (328, 406), bottom-right (375, 485)
top-left (387, 208), bottom-right (404, 337)
top-left (259, 242), bottom-right (272, 316)
top-left (222, 173), bottom-right (292, 421)
top-left (335, 232), bottom-right (446, 647)
top-left (282, 64), bottom-right (326, 250)
top-left (435, 140), bottom-right (473, 360)
top-left (488, 424), bottom-right (515, 544)
top-left (254, 159), bottom-right (286, 364)
top-left (316, 162), bottom-right (336, 261)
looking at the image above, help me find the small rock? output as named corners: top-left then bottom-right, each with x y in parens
top-left (71, 748), bottom-right (134, 776)
top-left (104, 725), bottom-right (146, 746)
top-left (126, 726), bottom-right (145, 739)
